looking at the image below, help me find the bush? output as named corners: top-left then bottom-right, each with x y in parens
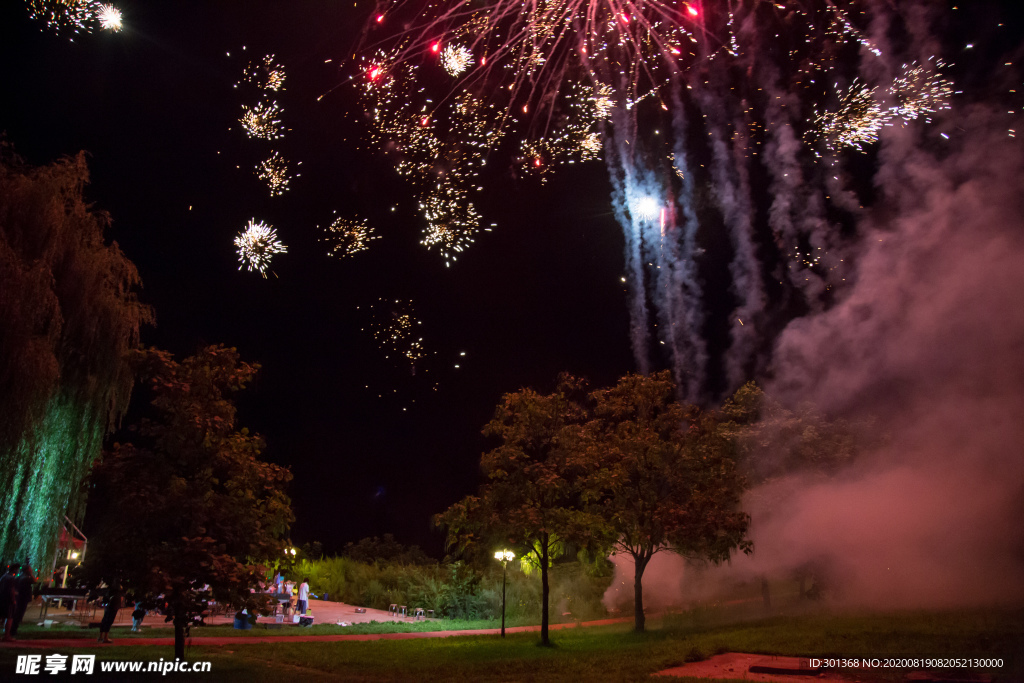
top-left (288, 554), bottom-right (612, 622)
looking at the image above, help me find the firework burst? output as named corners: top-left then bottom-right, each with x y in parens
top-left (811, 79), bottom-right (886, 152)
top-left (240, 54), bottom-right (287, 92)
top-left (239, 101), bottom-right (285, 140)
top-left (366, 299), bottom-right (427, 366)
top-left (321, 216), bottom-right (380, 257)
top-left (441, 44), bottom-right (474, 76)
top-left (255, 151), bottom-right (294, 196)
top-left (96, 3), bottom-right (121, 31)
top-left (888, 61), bottom-right (954, 123)
top-left (27, 0), bottom-right (97, 36)
top-left (234, 219), bottom-right (287, 277)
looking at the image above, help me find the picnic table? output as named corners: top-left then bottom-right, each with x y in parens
top-left (37, 589), bottom-right (93, 624)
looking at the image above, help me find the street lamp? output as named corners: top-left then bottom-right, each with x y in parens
top-left (494, 550), bottom-right (515, 637)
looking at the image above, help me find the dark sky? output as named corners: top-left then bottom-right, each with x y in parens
top-left (0, 1), bottom-right (635, 555)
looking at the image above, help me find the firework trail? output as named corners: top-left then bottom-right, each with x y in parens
top-left (605, 105), bottom-right (651, 375)
top-left (665, 84), bottom-right (707, 402)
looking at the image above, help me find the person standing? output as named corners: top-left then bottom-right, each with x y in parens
top-left (0, 564), bottom-right (17, 642)
top-left (131, 601), bottom-right (145, 632)
top-left (297, 578), bottom-right (309, 615)
top-left (98, 581), bottom-right (121, 644)
top-left (9, 563), bottom-right (35, 638)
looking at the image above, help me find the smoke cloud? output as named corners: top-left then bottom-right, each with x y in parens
top-left (605, 104), bottom-right (1024, 611)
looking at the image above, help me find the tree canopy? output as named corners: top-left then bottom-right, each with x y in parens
top-left (0, 149), bottom-right (151, 566)
top-left (83, 345), bottom-right (293, 659)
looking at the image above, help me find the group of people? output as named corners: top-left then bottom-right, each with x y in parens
top-left (0, 562), bottom-right (35, 641)
top-left (269, 573), bottom-right (311, 616)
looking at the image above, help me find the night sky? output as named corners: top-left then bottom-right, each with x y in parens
top-left (3, 1), bottom-right (1022, 565)
top-left (0, 1), bottom-right (636, 556)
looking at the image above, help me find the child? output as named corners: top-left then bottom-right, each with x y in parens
top-left (131, 601), bottom-right (145, 632)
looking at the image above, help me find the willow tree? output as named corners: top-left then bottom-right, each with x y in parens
top-left (0, 149), bottom-right (150, 568)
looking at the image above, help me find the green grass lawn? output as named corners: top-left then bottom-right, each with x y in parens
top-left (2, 607), bottom-right (1020, 681)
top-left (11, 616), bottom-right (521, 640)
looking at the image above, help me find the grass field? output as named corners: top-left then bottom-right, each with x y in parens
top-left (1, 607), bottom-right (1020, 681)
top-left (10, 615), bottom-right (522, 640)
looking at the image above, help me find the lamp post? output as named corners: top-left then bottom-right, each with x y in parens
top-left (494, 550), bottom-right (515, 637)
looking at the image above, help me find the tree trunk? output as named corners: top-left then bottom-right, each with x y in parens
top-left (540, 532), bottom-right (550, 646)
top-left (633, 551), bottom-right (650, 632)
top-left (173, 613), bottom-right (186, 661)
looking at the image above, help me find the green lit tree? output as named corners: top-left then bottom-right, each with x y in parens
top-left (435, 375), bottom-right (604, 646)
top-left (83, 346), bottom-right (293, 660)
top-left (0, 149), bottom-right (151, 567)
top-left (583, 371), bottom-right (752, 631)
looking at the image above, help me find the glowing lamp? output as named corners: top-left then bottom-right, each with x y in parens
top-left (70, 552), bottom-right (79, 560)
top-left (494, 549), bottom-right (515, 636)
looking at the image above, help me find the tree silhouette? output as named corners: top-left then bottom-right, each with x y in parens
top-left (83, 346), bottom-right (293, 660)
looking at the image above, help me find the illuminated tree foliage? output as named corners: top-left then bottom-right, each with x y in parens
top-left (83, 346), bottom-right (293, 660)
top-left (583, 371), bottom-right (752, 631)
top-left (0, 149), bottom-right (150, 567)
top-left (436, 375), bottom-right (604, 646)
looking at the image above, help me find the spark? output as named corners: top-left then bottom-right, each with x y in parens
top-left (234, 219), bottom-right (287, 277)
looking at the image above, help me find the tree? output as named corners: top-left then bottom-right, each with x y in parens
top-left (584, 371), bottom-right (752, 631)
top-left (720, 381), bottom-right (870, 481)
top-left (0, 149), bottom-right (151, 565)
top-left (83, 346), bottom-right (293, 660)
top-left (343, 534), bottom-right (432, 566)
top-left (435, 375), bottom-right (603, 646)
top-left (719, 382), bottom-right (877, 601)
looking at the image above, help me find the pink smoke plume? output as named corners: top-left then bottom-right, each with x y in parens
top-left (605, 105), bottom-right (1024, 611)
